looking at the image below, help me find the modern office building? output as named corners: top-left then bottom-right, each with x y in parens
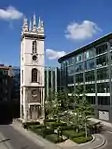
top-left (45, 66), bottom-right (60, 97)
top-left (58, 33), bottom-right (112, 122)
top-left (11, 67), bottom-right (20, 103)
top-left (0, 65), bottom-right (12, 103)
top-left (0, 65), bottom-right (13, 122)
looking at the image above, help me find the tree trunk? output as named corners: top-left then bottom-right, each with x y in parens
top-left (85, 121), bottom-right (88, 138)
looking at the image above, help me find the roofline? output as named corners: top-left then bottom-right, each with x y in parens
top-left (58, 32), bottom-right (112, 63)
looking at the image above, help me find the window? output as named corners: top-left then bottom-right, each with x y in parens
top-left (86, 96), bottom-right (95, 104)
top-left (96, 43), bottom-right (107, 55)
top-left (98, 96), bottom-right (110, 105)
top-left (67, 75), bottom-right (74, 84)
top-left (97, 83), bottom-right (110, 93)
top-left (109, 39), bottom-right (112, 50)
top-left (75, 63), bottom-right (83, 72)
top-left (32, 40), bottom-right (37, 53)
top-left (67, 57), bottom-right (75, 65)
top-left (84, 49), bottom-right (95, 60)
top-left (85, 59), bottom-right (95, 70)
top-left (32, 68), bottom-right (37, 82)
top-left (85, 84), bottom-right (95, 93)
top-left (67, 65), bottom-right (74, 74)
top-left (85, 71), bottom-right (95, 82)
top-left (97, 68), bottom-right (109, 80)
top-left (75, 73), bottom-right (83, 83)
top-left (96, 54), bottom-right (108, 68)
top-left (76, 54), bottom-right (83, 63)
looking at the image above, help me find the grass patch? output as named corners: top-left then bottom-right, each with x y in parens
top-left (72, 136), bottom-right (93, 144)
top-left (63, 130), bottom-right (85, 139)
top-left (45, 134), bottom-right (65, 143)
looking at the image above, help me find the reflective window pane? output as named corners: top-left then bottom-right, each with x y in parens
top-left (96, 54), bottom-right (108, 68)
top-left (76, 54), bottom-right (83, 63)
top-left (97, 82), bottom-right (110, 93)
top-left (67, 65), bottom-right (74, 74)
top-left (97, 68), bottom-right (109, 80)
top-left (85, 59), bottom-right (95, 70)
top-left (96, 43), bottom-right (107, 55)
top-left (75, 73), bottom-right (83, 83)
top-left (75, 63), bottom-right (83, 72)
top-left (84, 49), bottom-right (95, 60)
top-left (85, 84), bottom-right (95, 93)
top-left (98, 96), bottom-right (110, 105)
top-left (85, 71), bottom-right (95, 82)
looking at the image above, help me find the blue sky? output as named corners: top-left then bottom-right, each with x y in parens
top-left (0, 0), bottom-right (112, 67)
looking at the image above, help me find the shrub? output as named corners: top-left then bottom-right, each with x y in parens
top-left (50, 122), bottom-right (67, 129)
top-left (72, 136), bottom-right (92, 144)
top-left (29, 125), bottom-right (45, 130)
top-left (45, 134), bottom-right (64, 143)
top-left (63, 130), bottom-right (85, 139)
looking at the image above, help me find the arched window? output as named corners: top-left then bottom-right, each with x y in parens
top-left (32, 68), bottom-right (37, 82)
top-left (32, 40), bottom-right (37, 53)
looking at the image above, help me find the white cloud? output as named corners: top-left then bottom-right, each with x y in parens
top-left (65, 20), bottom-right (102, 41)
top-left (0, 6), bottom-right (23, 21)
top-left (46, 49), bottom-right (66, 60)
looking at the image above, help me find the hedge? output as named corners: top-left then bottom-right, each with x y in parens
top-left (72, 136), bottom-right (92, 144)
top-left (29, 124), bottom-right (45, 130)
top-left (48, 122), bottom-right (67, 129)
top-left (23, 121), bottom-right (40, 129)
top-left (61, 125), bottom-right (75, 130)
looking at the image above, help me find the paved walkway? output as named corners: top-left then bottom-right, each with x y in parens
top-left (12, 119), bottom-right (106, 149)
top-left (90, 118), bottom-right (112, 128)
top-left (58, 134), bottom-right (105, 149)
top-left (11, 120), bottom-right (60, 149)
top-left (0, 132), bottom-right (14, 149)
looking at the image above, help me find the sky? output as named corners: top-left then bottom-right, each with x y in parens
top-left (0, 0), bottom-right (112, 67)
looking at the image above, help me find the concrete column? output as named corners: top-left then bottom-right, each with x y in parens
top-left (46, 68), bottom-right (49, 97)
top-left (55, 68), bottom-right (57, 93)
top-left (42, 88), bottom-right (45, 118)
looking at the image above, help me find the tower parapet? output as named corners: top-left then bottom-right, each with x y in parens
top-left (21, 15), bottom-right (44, 38)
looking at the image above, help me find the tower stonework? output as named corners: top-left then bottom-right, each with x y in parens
top-left (20, 15), bottom-right (45, 123)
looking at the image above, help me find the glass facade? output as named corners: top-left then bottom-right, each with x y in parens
top-left (59, 33), bottom-right (112, 122)
top-left (11, 67), bottom-right (20, 102)
top-left (45, 67), bottom-right (60, 97)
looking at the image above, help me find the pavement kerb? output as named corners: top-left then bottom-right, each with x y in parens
top-left (93, 134), bottom-right (106, 149)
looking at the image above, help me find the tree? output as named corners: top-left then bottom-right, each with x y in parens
top-left (79, 94), bottom-right (94, 137)
top-left (71, 85), bottom-right (94, 137)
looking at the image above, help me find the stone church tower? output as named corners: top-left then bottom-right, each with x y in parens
top-left (20, 15), bottom-right (45, 123)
